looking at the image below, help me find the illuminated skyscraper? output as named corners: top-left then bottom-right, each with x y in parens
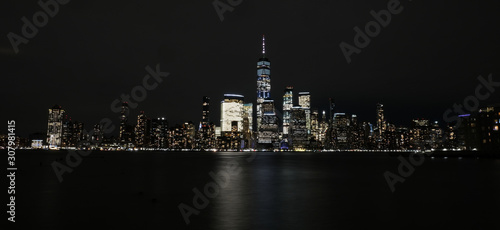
top-left (333, 113), bottom-right (351, 149)
top-left (61, 114), bottom-right (73, 148)
top-left (319, 110), bottom-right (329, 145)
top-left (259, 100), bottom-right (279, 147)
top-left (134, 111), bottom-right (151, 147)
top-left (256, 35), bottom-right (271, 131)
top-left (243, 103), bottom-right (254, 148)
top-left (221, 94), bottom-right (245, 132)
top-left (199, 96), bottom-right (215, 149)
top-left (119, 102), bottom-right (130, 143)
top-left (202, 96), bottom-right (210, 127)
top-left (71, 121), bottom-right (84, 148)
top-left (256, 35), bottom-right (279, 148)
top-left (283, 86), bottom-right (293, 135)
top-left (290, 106), bottom-right (309, 149)
top-left (376, 103), bottom-right (386, 136)
top-left (311, 109), bottom-right (319, 141)
top-left (184, 121), bottom-right (196, 149)
top-left (243, 103), bottom-right (253, 132)
top-left (47, 105), bottom-right (65, 149)
top-left (220, 94), bottom-right (245, 149)
top-left (299, 92), bottom-right (311, 135)
top-left (151, 117), bottom-right (168, 148)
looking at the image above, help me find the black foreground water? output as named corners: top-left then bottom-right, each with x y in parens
top-left (8, 150), bottom-right (500, 229)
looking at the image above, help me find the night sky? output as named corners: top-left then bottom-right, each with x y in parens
top-left (2, 0), bottom-right (500, 137)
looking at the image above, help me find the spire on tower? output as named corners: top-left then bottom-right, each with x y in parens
top-left (262, 35), bottom-right (266, 57)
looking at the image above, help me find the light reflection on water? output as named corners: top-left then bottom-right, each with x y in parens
top-left (12, 150), bottom-right (500, 229)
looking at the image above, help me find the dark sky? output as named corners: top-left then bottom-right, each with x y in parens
top-left (2, 0), bottom-right (500, 137)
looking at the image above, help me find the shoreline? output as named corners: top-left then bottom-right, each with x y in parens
top-left (11, 148), bottom-right (500, 158)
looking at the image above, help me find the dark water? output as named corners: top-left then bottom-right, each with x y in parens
top-left (6, 150), bottom-right (500, 229)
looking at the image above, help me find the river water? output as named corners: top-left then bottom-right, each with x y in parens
top-left (9, 150), bottom-right (500, 229)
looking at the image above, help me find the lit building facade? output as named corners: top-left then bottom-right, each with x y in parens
top-left (71, 121), bottom-right (84, 148)
top-left (298, 92), bottom-right (311, 108)
top-left (134, 111), bottom-right (151, 147)
top-left (333, 113), bottom-right (351, 149)
top-left (61, 114), bottom-right (72, 148)
top-left (243, 103), bottom-right (254, 148)
top-left (458, 105), bottom-right (500, 151)
top-left (409, 119), bottom-right (431, 150)
top-left (299, 92), bottom-right (311, 134)
top-left (475, 106), bottom-right (500, 151)
top-left (221, 94), bottom-right (245, 132)
top-left (199, 96), bottom-right (215, 149)
top-left (202, 96), bottom-right (210, 126)
top-left (220, 94), bottom-right (245, 149)
top-left (243, 103), bottom-right (253, 132)
top-left (311, 109), bottom-right (319, 141)
top-left (184, 121), bottom-right (196, 149)
top-left (319, 110), bottom-right (329, 145)
top-left (169, 122), bottom-right (195, 149)
top-left (283, 86), bottom-right (293, 135)
top-left (376, 103), bottom-right (386, 136)
top-left (47, 105), bottom-right (65, 149)
top-left (119, 102), bottom-right (133, 144)
top-left (258, 100), bottom-right (279, 147)
top-left (152, 117), bottom-right (168, 148)
top-left (290, 106), bottom-right (309, 149)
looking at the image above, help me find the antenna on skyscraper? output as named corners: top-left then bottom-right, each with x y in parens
top-left (262, 35), bottom-right (266, 57)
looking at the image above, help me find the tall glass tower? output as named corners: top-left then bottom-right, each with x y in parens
top-left (256, 35), bottom-right (279, 148)
top-left (256, 35), bottom-right (271, 129)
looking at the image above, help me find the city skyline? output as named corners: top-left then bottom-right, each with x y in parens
top-left (5, 46), bottom-right (500, 141)
top-left (2, 1), bottom-right (500, 138)
top-left (32, 99), bottom-right (500, 151)
top-left (9, 36), bottom-right (498, 151)
top-left (5, 35), bottom-right (500, 145)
